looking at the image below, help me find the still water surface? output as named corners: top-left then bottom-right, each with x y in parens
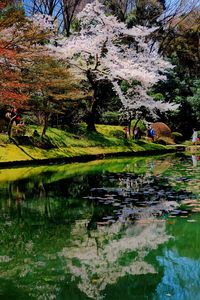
top-left (0, 154), bottom-right (200, 300)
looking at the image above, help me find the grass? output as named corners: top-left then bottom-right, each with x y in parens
top-left (0, 124), bottom-right (167, 163)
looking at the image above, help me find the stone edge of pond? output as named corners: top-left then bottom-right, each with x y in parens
top-left (0, 148), bottom-right (178, 168)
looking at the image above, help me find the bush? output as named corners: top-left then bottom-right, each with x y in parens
top-left (131, 120), bottom-right (146, 134)
top-left (99, 111), bottom-right (121, 125)
top-left (172, 132), bottom-right (183, 143)
top-left (0, 119), bottom-right (8, 133)
top-left (12, 124), bottom-right (26, 136)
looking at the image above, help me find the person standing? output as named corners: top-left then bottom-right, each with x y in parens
top-left (150, 126), bottom-right (155, 142)
top-left (123, 126), bottom-right (129, 139)
top-left (192, 128), bottom-right (198, 145)
top-left (133, 126), bottom-right (141, 140)
top-left (146, 125), bottom-right (155, 142)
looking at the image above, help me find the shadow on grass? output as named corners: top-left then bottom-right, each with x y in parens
top-left (86, 130), bottom-right (126, 147)
top-left (10, 138), bottom-right (36, 160)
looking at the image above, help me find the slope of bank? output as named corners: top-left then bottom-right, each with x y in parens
top-left (0, 124), bottom-right (170, 166)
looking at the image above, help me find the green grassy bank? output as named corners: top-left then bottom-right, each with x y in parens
top-left (0, 124), bottom-right (169, 165)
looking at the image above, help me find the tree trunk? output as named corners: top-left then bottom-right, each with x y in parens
top-left (86, 111), bottom-right (97, 132)
top-left (86, 69), bottom-right (98, 132)
top-left (8, 122), bottom-right (12, 138)
top-left (7, 115), bottom-right (16, 138)
top-left (42, 113), bottom-right (49, 137)
top-left (128, 114), bottom-right (132, 137)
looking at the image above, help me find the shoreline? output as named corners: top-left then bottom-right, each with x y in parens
top-left (0, 146), bottom-right (178, 168)
top-left (1, 125), bottom-right (198, 168)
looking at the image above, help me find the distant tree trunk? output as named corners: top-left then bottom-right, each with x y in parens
top-left (86, 69), bottom-right (98, 132)
top-left (128, 114), bottom-right (132, 137)
top-left (86, 99), bottom-right (98, 131)
top-left (62, 7), bottom-right (71, 37)
top-left (7, 115), bottom-right (17, 138)
top-left (62, 0), bottom-right (83, 36)
top-left (42, 113), bottom-right (50, 137)
top-left (8, 122), bottom-right (12, 138)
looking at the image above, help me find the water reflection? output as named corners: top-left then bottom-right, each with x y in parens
top-left (191, 155), bottom-right (199, 167)
top-left (156, 250), bottom-right (200, 300)
top-left (0, 155), bottom-right (200, 299)
top-left (59, 220), bottom-right (170, 300)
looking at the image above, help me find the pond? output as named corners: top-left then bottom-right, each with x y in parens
top-left (0, 153), bottom-right (200, 300)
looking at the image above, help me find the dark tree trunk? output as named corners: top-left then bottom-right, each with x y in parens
top-left (128, 114), bottom-right (132, 137)
top-left (8, 122), bottom-right (12, 138)
top-left (42, 113), bottom-right (49, 137)
top-left (86, 113), bottom-right (96, 132)
top-left (86, 100), bottom-right (98, 132)
top-left (7, 115), bottom-right (17, 138)
top-left (86, 69), bottom-right (98, 132)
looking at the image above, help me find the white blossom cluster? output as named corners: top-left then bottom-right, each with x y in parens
top-left (0, 13), bottom-right (55, 49)
top-left (30, 14), bottom-right (55, 31)
top-left (48, 0), bottom-right (178, 116)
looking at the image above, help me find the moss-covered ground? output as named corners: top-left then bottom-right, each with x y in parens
top-left (0, 124), bottom-right (167, 164)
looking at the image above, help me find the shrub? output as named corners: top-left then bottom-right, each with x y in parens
top-left (131, 120), bottom-right (146, 134)
top-left (12, 124), bottom-right (26, 136)
top-left (99, 111), bottom-right (121, 125)
top-left (172, 132), bottom-right (183, 143)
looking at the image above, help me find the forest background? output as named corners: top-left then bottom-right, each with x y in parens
top-left (0, 0), bottom-right (200, 141)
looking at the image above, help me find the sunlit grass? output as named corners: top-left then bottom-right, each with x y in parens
top-left (0, 124), bottom-right (166, 163)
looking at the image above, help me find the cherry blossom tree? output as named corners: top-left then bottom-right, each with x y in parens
top-left (49, 0), bottom-right (178, 130)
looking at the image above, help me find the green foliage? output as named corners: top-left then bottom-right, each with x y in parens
top-left (99, 111), bottom-right (122, 125)
top-left (126, 12), bottom-right (137, 28)
top-left (131, 120), bottom-right (146, 133)
top-left (70, 19), bottom-right (81, 33)
top-left (150, 92), bottom-right (165, 101)
top-left (135, 0), bottom-right (165, 27)
top-left (172, 132), bottom-right (183, 143)
top-left (120, 80), bottom-right (130, 93)
top-left (151, 70), bottom-right (198, 137)
top-left (187, 80), bottom-right (200, 123)
top-left (162, 12), bottom-right (200, 79)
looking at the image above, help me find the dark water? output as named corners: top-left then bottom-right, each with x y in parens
top-left (0, 154), bottom-right (200, 300)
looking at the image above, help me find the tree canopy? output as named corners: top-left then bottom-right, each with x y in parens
top-left (0, 0), bottom-right (199, 139)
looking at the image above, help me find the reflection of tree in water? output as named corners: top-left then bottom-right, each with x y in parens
top-left (0, 175), bottom-right (96, 225)
top-left (162, 155), bottom-right (200, 196)
top-left (59, 219), bottom-right (170, 300)
top-left (0, 213), bottom-right (170, 300)
top-left (0, 172), bottom-right (110, 225)
top-left (86, 172), bottom-right (194, 223)
top-left (0, 165), bottom-right (195, 226)
top-left (0, 156), bottom-right (199, 300)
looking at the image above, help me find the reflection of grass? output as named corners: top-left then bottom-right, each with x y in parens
top-left (0, 154), bottom-right (174, 185)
